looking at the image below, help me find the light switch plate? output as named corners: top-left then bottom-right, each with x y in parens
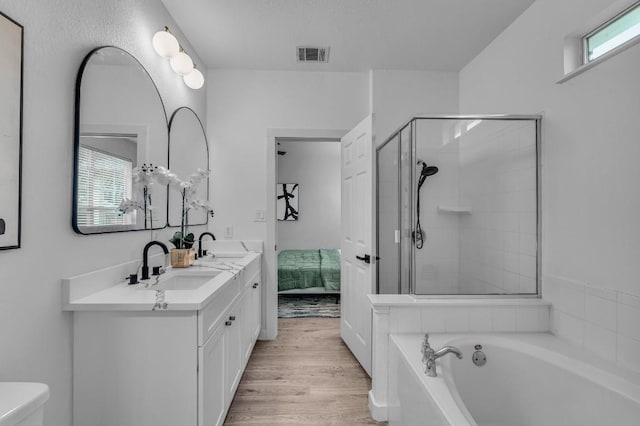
top-left (254, 209), bottom-right (266, 222)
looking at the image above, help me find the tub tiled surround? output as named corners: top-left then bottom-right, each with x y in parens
top-left (368, 295), bottom-right (550, 421)
top-left (544, 275), bottom-right (640, 374)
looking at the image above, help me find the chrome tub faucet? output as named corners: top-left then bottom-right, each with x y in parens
top-left (421, 334), bottom-right (463, 377)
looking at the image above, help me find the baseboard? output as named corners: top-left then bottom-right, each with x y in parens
top-left (368, 390), bottom-right (388, 421)
top-left (259, 324), bottom-right (277, 340)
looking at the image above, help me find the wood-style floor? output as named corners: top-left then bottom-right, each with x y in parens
top-left (225, 317), bottom-right (387, 425)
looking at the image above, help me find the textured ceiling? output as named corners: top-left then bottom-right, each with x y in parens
top-left (161, 0), bottom-right (535, 71)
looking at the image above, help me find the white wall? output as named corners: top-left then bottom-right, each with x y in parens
top-left (370, 70), bottom-right (459, 144)
top-left (277, 140), bottom-right (341, 251)
top-left (0, 1), bottom-right (207, 425)
top-left (460, 0), bottom-right (640, 372)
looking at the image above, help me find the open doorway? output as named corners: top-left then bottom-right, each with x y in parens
top-left (276, 139), bottom-right (342, 318)
top-left (264, 128), bottom-right (347, 340)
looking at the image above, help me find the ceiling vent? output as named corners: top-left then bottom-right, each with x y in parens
top-left (297, 46), bottom-right (330, 63)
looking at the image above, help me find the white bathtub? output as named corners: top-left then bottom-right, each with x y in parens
top-left (388, 333), bottom-right (640, 426)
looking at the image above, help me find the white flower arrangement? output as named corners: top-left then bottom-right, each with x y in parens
top-left (118, 163), bottom-right (168, 229)
top-left (170, 168), bottom-right (214, 249)
top-left (118, 165), bottom-right (214, 239)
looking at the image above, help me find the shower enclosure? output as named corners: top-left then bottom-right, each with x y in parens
top-left (376, 116), bottom-right (541, 296)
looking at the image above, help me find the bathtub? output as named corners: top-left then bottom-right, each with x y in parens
top-left (388, 333), bottom-right (640, 425)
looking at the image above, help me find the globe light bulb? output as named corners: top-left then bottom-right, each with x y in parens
top-left (152, 29), bottom-right (179, 58)
top-left (170, 51), bottom-right (194, 76)
top-left (183, 68), bottom-right (204, 89)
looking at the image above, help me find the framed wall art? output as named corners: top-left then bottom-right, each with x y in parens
top-left (277, 183), bottom-right (298, 221)
top-left (0, 11), bottom-right (23, 250)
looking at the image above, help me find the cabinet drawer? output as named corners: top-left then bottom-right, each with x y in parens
top-left (244, 269), bottom-right (260, 290)
top-left (198, 277), bottom-right (240, 346)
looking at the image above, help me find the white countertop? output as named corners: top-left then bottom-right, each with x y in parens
top-left (63, 252), bottom-right (261, 311)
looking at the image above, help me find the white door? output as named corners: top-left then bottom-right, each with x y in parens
top-left (341, 114), bottom-right (375, 375)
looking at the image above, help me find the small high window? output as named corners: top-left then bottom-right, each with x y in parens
top-left (584, 1), bottom-right (640, 62)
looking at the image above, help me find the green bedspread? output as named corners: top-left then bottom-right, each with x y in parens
top-left (320, 249), bottom-right (341, 291)
top-left (278, 250), bottom-right (323, 291)
top-left (278, 249), bottom-right (341, 291)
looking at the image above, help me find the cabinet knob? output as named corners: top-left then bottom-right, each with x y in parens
top-left (229, 315), bottom-right (236, 321)
top-left (225, 321), bottom-right (232, 326)
top-left (253, 283), bottom-right (259, 288)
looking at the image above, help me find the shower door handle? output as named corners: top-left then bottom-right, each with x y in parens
top-left (356, 254), bottom-right (371, 264)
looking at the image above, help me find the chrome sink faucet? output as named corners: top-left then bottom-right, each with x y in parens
top-left (421, 334), bottom-right (463, 377)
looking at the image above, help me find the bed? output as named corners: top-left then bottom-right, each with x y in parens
top-left (278, 249), bottom-right (341, 293)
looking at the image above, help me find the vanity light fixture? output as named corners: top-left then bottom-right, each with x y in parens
top-left (152, 27), bottom-right (179, 58)
top-left (170, 49), bottom-right (194, 75)
top-left (183, 66), bottom-right (204, 89)
top-left (152, 26), bottom-right (204, 89)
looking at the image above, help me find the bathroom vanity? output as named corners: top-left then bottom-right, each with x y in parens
top-left (63, 251), bottom-right (261, 426)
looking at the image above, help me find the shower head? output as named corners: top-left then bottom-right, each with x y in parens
top-left (417, 160), bottom-right (439, 177)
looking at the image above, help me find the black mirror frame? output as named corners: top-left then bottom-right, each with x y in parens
top-left (167, 106), bottom-right (210, 228)
top-left (0, 11), bottom-right (23, 251)
top-left (72, 46), bottom-right (170, 235)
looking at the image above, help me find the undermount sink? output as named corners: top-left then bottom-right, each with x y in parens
top-left (141, 270), bottom-right (221, 291)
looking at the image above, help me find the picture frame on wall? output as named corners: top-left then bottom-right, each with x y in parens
top-left (277, 183), bottom-right (299, 221)
top-left (0, 11), bottom-right (23, 250)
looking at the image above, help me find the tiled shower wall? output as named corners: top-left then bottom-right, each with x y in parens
top-left (413, 120), bottom-right (461, 294)
top-left (458, 120), bottom-right (537, 294)
top-left (544, 275), bottom-right (640, 373)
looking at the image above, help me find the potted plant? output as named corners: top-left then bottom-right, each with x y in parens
top-left (169, 231), bottom-right (195, 267)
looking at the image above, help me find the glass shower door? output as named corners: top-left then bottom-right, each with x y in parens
top-left (376, 134), bottom-right (400, 294)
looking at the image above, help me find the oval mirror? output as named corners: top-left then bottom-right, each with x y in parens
top-left (73, 46), bottom-right (169, 234)
top-left (168, 107), bottom-right (209, 227)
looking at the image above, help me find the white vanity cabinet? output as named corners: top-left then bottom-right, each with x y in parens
top-left (71, 253), bottom-right (262, 426)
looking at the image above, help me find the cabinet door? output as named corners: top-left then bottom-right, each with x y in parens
top-left (225, 302), bottom-right (243, 399)
top-left (199, 323), bottom-right (226, 426)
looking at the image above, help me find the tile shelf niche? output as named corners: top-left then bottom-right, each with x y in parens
top-left (437, 205), bottom-right (472, 214)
